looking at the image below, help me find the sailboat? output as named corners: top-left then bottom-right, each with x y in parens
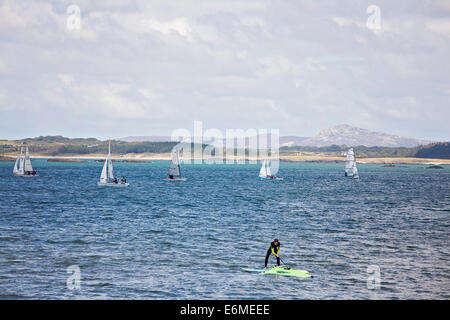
top-left (97, 141), bottom-right (130, 187)
top-left (13, 143), bottom-right (37, 177)
top-left (345, 147), bottom-right (360, 179)
top-left (259, 159), bottom-right (283, 181)
top-left (164, 148), bottom-right (186, 181)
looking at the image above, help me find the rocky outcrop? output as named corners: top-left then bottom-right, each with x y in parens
top-left (426, 165), bottom-right (444, 169)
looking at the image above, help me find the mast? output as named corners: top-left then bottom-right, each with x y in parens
top-left (24, 144), bottom-right (33, 172)
top-left (13, 144), bottom-right (22, 174)
top-left (107, 140), bottom-right (114, 180)
top-left (266, 159), bottom-right (272, 177)
top-left (100, 140), bottom-right (111, 183)
top-left (18, 143), bottom-right (25, 174)
top-left (176, 150), bottom-right (181, 177)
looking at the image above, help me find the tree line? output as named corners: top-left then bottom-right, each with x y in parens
top-left (1, 136), bottom-right (449, 159)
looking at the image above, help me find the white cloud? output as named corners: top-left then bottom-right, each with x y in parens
top-left (0, 89), bottom-right (5, 106)
top-left (58, 74), bottom-right (74, 87)
top-left (138, 88), bottom-right (161, 100)
top-left (0, 0), bottom-right (449, 140)
top-left (426, 19), bottom-right (450, 38)
top-left (257, 56), bottom-right (301, 77)
top-left (0, 56), bottom-right (5, 73)
top-left (332, 16), bottom-right (365, 29)
top-left (144, 18), bottom-right (192, 37)
top-left (0, 0), bottom-right (30, 30)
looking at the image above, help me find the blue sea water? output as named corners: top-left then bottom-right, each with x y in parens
top-left (0, 159), bottom-right (449, 299)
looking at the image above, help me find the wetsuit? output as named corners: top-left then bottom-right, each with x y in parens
top-left (265, 241), bottom-right (281, 267)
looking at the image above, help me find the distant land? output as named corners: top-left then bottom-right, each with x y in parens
top-left (120, 136), bottom-right (173, 143)
top-left (282, 124), bottom-right (431, 147)
top-left (0, 125), bottom-right (449, 163)
top-left (119, 124), bottom-right (432, 148)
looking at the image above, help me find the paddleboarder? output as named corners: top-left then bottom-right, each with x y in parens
top-left (264, 238), bottom-right (281, 270)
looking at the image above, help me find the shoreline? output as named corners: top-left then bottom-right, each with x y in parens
top-left (2, 153), bottom-right (450, 165)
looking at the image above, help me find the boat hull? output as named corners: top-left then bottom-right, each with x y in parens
top-left (164, 178), bottom-right (187, 181)
top-left (97, 182), bottom-right (130, 187)
top-left (13, 173), bottom-right (38, 178)
top-left (259, 177), bottom-right (283, 181)
top-left (242, 266), bottom-right (311, 278)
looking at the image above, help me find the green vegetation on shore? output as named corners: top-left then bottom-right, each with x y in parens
top-left (281, 142), bottom-right (450, 159)
top-left (414, 142), bottom-right (450, 159)
top-left (1, 136), bottom-right (449, 159)
top-left (0, 136), bottom-right (179, 156)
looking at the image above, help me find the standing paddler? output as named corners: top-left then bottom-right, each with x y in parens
top-left (264, 238), bottom-right (281, 270)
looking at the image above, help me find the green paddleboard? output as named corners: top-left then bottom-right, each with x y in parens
top-left (242, 266), bottom-right (312, 278)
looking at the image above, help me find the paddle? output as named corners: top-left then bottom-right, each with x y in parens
top-left (278, 256), bottom-right (291, 269)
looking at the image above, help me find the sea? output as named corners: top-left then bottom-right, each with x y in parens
top-left (0, 160), bottom-right (449, 299)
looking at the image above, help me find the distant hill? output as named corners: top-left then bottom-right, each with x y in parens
top-left (120, 136), bottom-right (172, 143)
top-left (0, 136), bottom-right (179, 155)
top-left (297, 124), bottom-right (431, 147)
top-left (18, 135), bottom-right (101, 144)
top-left (120, 125), bottom-right (431, 148)
top-left (414, 142), bottom-right (450, 159)
top-left (1, 128), bottom-right (443, 158)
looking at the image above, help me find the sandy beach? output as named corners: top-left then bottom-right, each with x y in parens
top-left (2, 153), bottom-right (449, 165)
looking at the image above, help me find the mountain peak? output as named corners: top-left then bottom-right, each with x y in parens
top-left (120, 125), bottom-right (432, 148)
top-left (310, 124), bottom-right (429, 147)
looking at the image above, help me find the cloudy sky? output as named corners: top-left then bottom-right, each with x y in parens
top-left (0, 0), bottom-right (449, 140)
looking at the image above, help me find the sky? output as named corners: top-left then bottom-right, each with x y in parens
top-left (0, 0), bottom-right (449, 141)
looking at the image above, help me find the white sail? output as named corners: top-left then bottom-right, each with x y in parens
top-left (24, 145), bottom-right (33, 172)
top-left (13, 145), bottom-right (22, 175)
top-left (259, 159), bottom-right (267, 178)
top-left (19, 145), bottom-right (24, 174)
top-left (13, 156), bottom-right (20, 174)
top-left (266, 159), bottom-right (272, 177)
top-left (19, 156), bottom-right (24, 173)
top-left (99, 141), bottom-right (114, 183)
top-left (353, 163), bottom-right (359, 179)
top-left (107, 158), bottom-right (114, 180)
top-left (107, 141), bottom-right (114, 180)
top-left (100, 159), bottom-right (108, 183)
top-left (168, 149), bottom-right (181, 177)
top-left (345, 148), bottom-right (355, 176)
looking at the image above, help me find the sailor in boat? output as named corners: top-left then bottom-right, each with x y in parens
top-left (121, 176), bottom-right (127, 184)
top-left (264, 238), bottom-right (281, 270)
top-left (168, 174), bottom-right (174, 180)
top-left (32, 170), bottom-right (36, 176)
top-left (113, 177), bottom-right (118, 184)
